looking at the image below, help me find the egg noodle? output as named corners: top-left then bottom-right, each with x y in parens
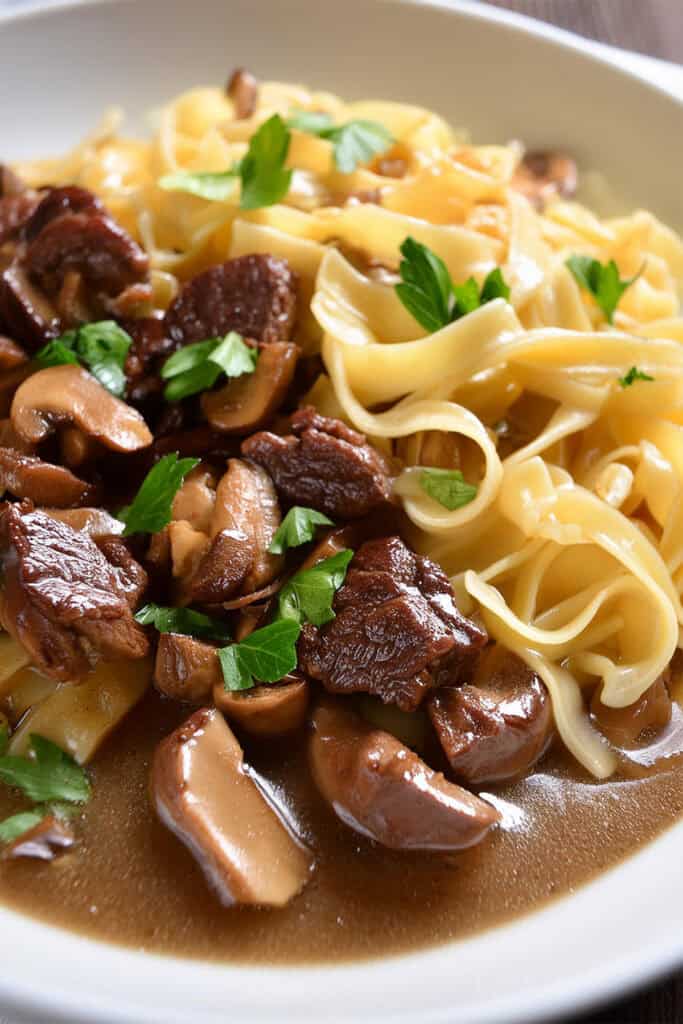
top-left (16, 82), bottom-right (683, 779)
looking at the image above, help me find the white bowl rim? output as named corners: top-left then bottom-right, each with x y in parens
top-left (0, 2), bottom-right (682, 1022)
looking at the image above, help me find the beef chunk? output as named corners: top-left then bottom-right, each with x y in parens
top-left (0, 503), bottom-right (149, 681)
top-left (298, 536), bottom-right (487, 711)
top-left (242, 407), bottom-right (393, 519)
top-left (429, 646), bottom-right (553, 785)
top-left (1, 186), bottom-right (150, 350)
top-left (0, 193), bottom-right (40, 246)
top-left (164, 254), bottom-right (297, 347)
top-left (96, 536), bottom-right (149, 609)
top-left (122, 316), bottom-right (176, 403)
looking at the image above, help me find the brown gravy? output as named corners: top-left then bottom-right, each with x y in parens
top-left (0, 689), bottom-right (681, 963)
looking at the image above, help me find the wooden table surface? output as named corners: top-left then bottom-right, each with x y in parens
top-left (481, 9), bottom-right (683, 1024)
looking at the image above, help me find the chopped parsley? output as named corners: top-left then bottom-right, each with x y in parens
top-left (160, 332), bottom-right (257, 401)
top-left (618, 366), bottom-right (655, 388)
top-left (277, 549), bottom-right (354, 627)
top-left (219, 619), bottom-right (300, 692)
top-left (419, 468), bottom-right (477, 511)
top-left (268, 506), bottom-right (333, 555)
top-left (566, 255), bottom-right (641, 324)
top-left (288, 111), bottom-right (393, 173)
top-left (117, 453), bottom-right (200, 537)
top-left (35, 321), bottom-right (133, 398)
top-left (134, 604), bottom-right (231, 643)
top-left (0, 735), bottom-right (90, 805)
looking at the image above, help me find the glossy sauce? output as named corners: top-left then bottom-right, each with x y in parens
top-left (0, 689), bottom-right (681, 963)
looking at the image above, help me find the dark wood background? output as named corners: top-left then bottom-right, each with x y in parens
top-left (482, 8), bottom-right (683, 1024)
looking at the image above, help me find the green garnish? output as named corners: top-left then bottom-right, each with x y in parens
top-left (35, 321), bottom-right (133, 397)
top-left (268, 506), bottom-right (333, 555)
top-left (0, 735), bottom-right (90, 805)
top-left (395, 237), bottom-right (510, 333)
top-left (419, 468), bottom-right (477, 511)
top-left (160, 332), bottom-right (257, 401)
top-left (134, 604), bottom-right (231, 642)
top-left (288, 111), bottom-right (393, 173)
top-left (117, 453), bottom-right (200, 537)
top-left (618, 366), bottom-right (655, 388)
top-left (159, 114), bottom-right (292, 209)
top-left (219, 619), bottom-right (300, 692)
top-left (566, 255), bottom-right (641, 324)
top-left (0, 810), bottom-right (45, 844)
top-left (277, 549), bottom-right (354, 627)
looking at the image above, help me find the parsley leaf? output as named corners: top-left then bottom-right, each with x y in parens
top-left (566, 255), bottom-right (640, 324)
top-left (0, 810), bottom-right (45, 844)
top-left (35, 321), bottom-right (132, 397)
top-left (277, 549), bottom-right (353, 627)
top-left (161, 331), bottom-right (257, 401)
top-left (239, 114), bottom-right (292, 210)
top-left (420, 468), bottom-right (477, 511)
top-left (395, 237), bottom-right (510, 332)
top-left (158, 170), bottom-right (239, 201)
top-left (219, 619), bottom-right (300, 692)
top-left (135, 603), bottom-right (231, 642)
top-left (396, 237), bottom-right (454, 333)
top-left (268, 506), bottom-right (333, 555)
top-left (0, 735), bottom-right (90, 805)
top-left (159, 114), bottom-right (292, 209)
top-left (618, 366), bottom-right (655, 388)
top-left (117, 453), bottom-right (200, 536)
top-left (289, 111), bottom-right (392, 173)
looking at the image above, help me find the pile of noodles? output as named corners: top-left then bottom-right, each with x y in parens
top-left (16, 82), bottom-right (683, 779)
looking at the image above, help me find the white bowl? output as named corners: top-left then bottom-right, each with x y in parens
top-left (1, 2), bottom-right (683, 1022)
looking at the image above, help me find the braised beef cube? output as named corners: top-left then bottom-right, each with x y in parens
top-left (298, 536), bottom-right (487, 711)
top-left (164, 254), bottom-right (297, 347)
top-left (0, 502), bottom-right (149, 681)
top-left (429, 646), bottom-right (553, 785)
top-left (96, 535), bottom-right (149, 609)
top-left (242, 407), bottom-right (393, 519)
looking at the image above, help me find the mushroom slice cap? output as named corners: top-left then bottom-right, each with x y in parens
top-left (154, 633), bottom-right (222, 703)
top-left (151, 708), bottom-right (313, 907)
top-left (310, 701), bottom-right (500, 851)
top-left (214, 675), bottom-right (309, 736)
top-left (201, 342), bottom-right (299, 434)
top-left (11, 364), bottom-right (153, 451)
top-left (0, 447), bottom-right (96, 508)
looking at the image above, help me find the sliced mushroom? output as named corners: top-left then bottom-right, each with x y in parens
top-left (201, 342), bottom-right (299, 434)
top-left (151, 708), bottom-right (313, 906)
top-left (11, 365), bottom-right (153, 451)
top-left (0, 417), bottom-right (35, 453)
top-left (428, 646), bottom-right (553, 786)
top-left (168, 520), bottom-right (210, 581)
top-left (0, 363), bottom-right (34, 418)
top-left (226, 67), bottom-right (258, 119)
top-left (211, 459), bottom-right (283, 593)
top-left (42, 507), bottom-right (124, 540)
top-left (189, 528), bottom-right (253, 604)
top-left (59, 426), bottom-right (101, 469)
top-left (511, 151), bottom-right (578, 210)
top-left (0, 262), bottom-right (60, 349)
top-left (171, 466), bottom-right (217, 533)
top-left (0, 447), bottom-right (96, 507)
top-left (214, 675), bottom-right (309, 736)
top-left (1, 815), bottom-right (75, 862)
top-left (310, 701), bottom-right (500, 851)
top-left (591, 675), bottom-right (672, 749)
top-left (154, 633), bottom-right (222, 703)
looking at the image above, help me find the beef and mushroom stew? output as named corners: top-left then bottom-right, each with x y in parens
top-left (0, 73), bottom-right (683, 964)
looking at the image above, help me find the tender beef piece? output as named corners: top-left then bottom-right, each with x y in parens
top-left (42, 507), bottom-right (124, 540)
top-left (429, 646), bottom-right (553, 786)
top-left (22, 186), bottom-right (104, 242)
top-left (226, 68), bottom-right (258, 119)
top-left (123, 316), bottom-right (176, 403)
top-left (154, 633), bottom-right (222, 703)
top-left (151, 708), bottom-right (312, 906)
top-left (26, 210), bottom-right (149, 304)
top-left (242, 407), bottom-right (393, 519)
top-left (0, 448), bottom-right (96, 507)
top-left (310, 701), bottom-right (500, 851)
top-left (96, 536), bottom-right (149, 609)
top-left (0, 193), bottom-right (40, 246)
top-left (164, 254), bottom-right (298, 347)
top-left (0, 502), bottom-right (149, 681)
top-left (299, 536), bottom-right (487, 711)
top-left (0, 814), bottom-right (74, 862)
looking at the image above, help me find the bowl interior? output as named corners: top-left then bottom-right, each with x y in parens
top-left (1, 3), bottom-right (683, 1023)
